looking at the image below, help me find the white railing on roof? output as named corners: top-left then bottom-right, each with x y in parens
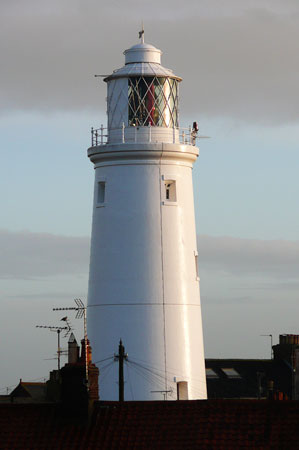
top-left (91, 123), bottom-right (201, 147)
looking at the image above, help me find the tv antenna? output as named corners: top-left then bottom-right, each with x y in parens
top-left (150, 389), bottom-right (173, 401)
top-left (53, 299), bottom-right (88, 384)
top-left (36, 320), bottom-right (71, 370)
top-left (260, 334), bottom-right (273, 359)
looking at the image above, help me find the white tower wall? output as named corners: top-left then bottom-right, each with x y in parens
top-left (87, 40), bottom-right (207, 400)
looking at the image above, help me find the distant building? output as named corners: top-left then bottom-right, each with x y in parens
top-left (206, 334), bottom-right (299, 400)
top-left (9, 381), bottom-right (47, 403)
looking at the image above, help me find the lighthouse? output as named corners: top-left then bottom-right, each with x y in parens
top-left (87, 32), bottom-right (207, 400)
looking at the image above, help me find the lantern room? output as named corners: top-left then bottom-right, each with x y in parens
top-left (103, 41), bottom-right (182, 144)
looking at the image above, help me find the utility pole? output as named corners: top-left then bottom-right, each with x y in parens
top-left (114, 339), bottom-right (128, 402)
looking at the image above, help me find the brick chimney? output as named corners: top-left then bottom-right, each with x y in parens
top-left (78, 338), bottom-right (99, 401)
top-left (68, 333), bottom-right (80, 364)
top-left (273, 334), bottom-right (299, 400)
top-left (59, 335), bottom-right (99, 419)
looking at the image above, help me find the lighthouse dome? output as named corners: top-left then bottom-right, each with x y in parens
top-left (104, 41), bottom-right (181, 81)
top-left (124, 42), bottom-right (162, 64)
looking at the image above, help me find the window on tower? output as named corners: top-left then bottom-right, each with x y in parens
top-left (128, 76), bottom-right (178, 127)
top-left (164, 180), bottom-right (176, 202)
top-left (97, 181), bottom-right (106, 205)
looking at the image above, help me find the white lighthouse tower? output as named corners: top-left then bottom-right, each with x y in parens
top-left (87, 32), bottom-right (207, 400)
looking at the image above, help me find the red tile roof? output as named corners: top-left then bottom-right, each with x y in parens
top-left (1, 400), bottom-right (299, 449)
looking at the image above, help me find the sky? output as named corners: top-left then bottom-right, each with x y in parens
top-left (1, 0), bottom-right (299, 394)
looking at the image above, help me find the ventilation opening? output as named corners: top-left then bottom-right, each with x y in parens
top-left (177, 381), bottom-right (188, 400)
top-left (164, 180), bottom-right (176, 202)
top-left (194, 250), bottom-right (199, 280)
top-left (97, 181), bottom-right (106, 204)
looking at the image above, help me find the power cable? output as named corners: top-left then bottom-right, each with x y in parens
top-left (94, 355), bottom-right (114, 365)
top-left (100, 361), bottom-right (115, 384)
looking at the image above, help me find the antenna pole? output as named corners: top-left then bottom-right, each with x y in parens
top-left (151, 389), bottom-right (172, 400)
top-left (53, 299), bottom-right (89, 384)
top-left (57, 330), bottom-right (61, 370)
top-left (36, 324), bottom-right (70, 370)
top-left (261, 334), bottom-right (273, 359)
top-left (84, 307), bottom-right (88, 384)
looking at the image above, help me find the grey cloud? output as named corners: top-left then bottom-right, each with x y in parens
top-left (0, 230), bottom-right (90, 279)
top-left (1, 229), bottom-right (298, 281)
top-left (201, 294), bottom-right (254, 305)
top-left (231, 280), bottom-right (299, 290)
top-left (198, 235), bottom-right (299, 278)
top-left (6, 292), bottom-right (87, 300)
top-left (1, 0), bottom-right (299, 124)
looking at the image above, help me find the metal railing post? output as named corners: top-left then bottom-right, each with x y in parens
top-left (173, 126), bottom-right (175, 144)
top-left (100, 124), bottom-right (104, 145)
top-left (122, 122), bottom-right (125, 143)
top-left (149, 123), bottom-right (151, 143)
top-left (91, 127), bottom-right (94, 146)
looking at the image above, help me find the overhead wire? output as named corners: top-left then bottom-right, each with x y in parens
top-left (99, 360), bottom-right (116, 374)
top-left (126, 360), bottom-right (172, 394)
top-left (127, 357), bottom-right (207, 399)
top-left (100, 361), bottom-right (115, 384)
top-left (94, 355), bottom-right (114, 365)
top-left (128, 359), bottom-right (172, 386)
top-left (129, 355), bottom-right (207, 386)
top-left (126, 360), bottom-right (166, 392)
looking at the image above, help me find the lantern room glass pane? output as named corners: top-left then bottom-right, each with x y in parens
top-left (128, 76), bottom-right (178, 127)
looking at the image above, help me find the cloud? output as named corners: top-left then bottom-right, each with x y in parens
top-left (0, 230), bottom-right (90, 279)
top-left (198, 235), bottom-right (299, 279)
top-left (1, 0), bottom-right (299, 124)
top-left (1, 229), bottom-right (298, 281)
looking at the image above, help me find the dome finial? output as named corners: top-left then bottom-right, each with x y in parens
top-left (138, 22), bottom-right (145, 44)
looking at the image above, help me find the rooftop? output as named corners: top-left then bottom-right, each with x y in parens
top-left (1, 400), bottom-right (299, 448)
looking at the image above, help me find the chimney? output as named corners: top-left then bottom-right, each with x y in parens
top-left (272, 334), bottom-right (299, 400)
top-left (87, 342), bottom-right (99, 401)
top-left (68, 333), bottom-right (80, 364)
top-left (59, 335), bottom-right (99, 419)
top-left (79, 339), bottom-right (99, 401)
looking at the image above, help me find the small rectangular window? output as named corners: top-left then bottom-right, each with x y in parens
top-left (222, 368), bottom-right (241, 379)
top-left (206, 368), bottom-right (219, 379)
top-left (164, 180), bottom-right (176, 202)
top-left (97, 181), bottom-right (106, 204)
